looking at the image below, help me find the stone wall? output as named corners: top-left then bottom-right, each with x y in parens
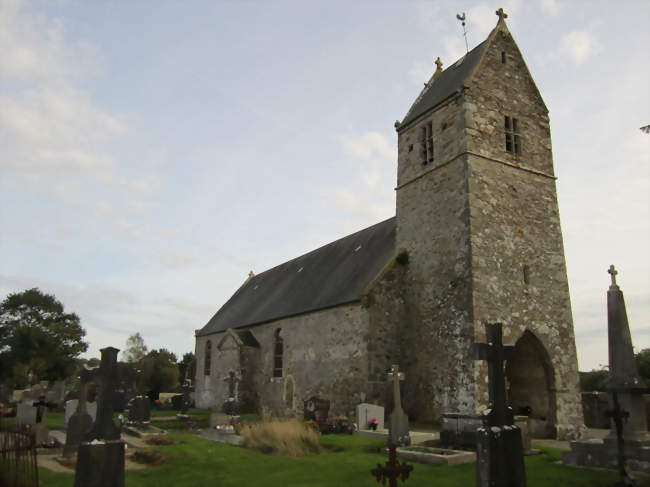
top-left (464, 27), bottom-right (583, 439)
top-left (195, 303), bottom-right (371, 417)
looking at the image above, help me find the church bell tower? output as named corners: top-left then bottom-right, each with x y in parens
top-left (394, 9), bottom-right (583, 440)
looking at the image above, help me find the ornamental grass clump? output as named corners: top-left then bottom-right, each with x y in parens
top-left (240, 419), bottom-right (321, 456)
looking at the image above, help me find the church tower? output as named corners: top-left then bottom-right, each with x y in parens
top-left (394, 10), bottom-right (583, 439)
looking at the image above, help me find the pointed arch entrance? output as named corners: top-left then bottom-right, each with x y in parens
top-left (505, 330), bottom-right (557, 438)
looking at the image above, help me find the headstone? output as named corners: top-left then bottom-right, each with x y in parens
top-left (563, 266), bottom-right (650, 477)
top-left (16, 402), bottom-right (37, 427)
top-left (222, 371), bottom-right (240, 416)
top-left (127, 396), bottom-right (151, 424)
top-left (177, 379), bottom-right (192, 420)
top-left (387, 364), bottom-right (410, 446)
top-left (475, 322), bottom-right (527, 487)
top-left (357, 403), bottom-right (385, 430)
top-left (303, 396), bottom-right (330, 423)
top-left (74, 347), bottom-right (125, 487)
top-left (64, 375), bottom-right (94, 457)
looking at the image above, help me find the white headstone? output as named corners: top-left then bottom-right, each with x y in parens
top-left (356, 403), bottom-right (385, 430)
top-left (16, 403), bottom-right (37, 426)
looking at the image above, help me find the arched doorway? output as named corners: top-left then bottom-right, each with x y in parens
top-left (505, 330), bottom-right (556, 438)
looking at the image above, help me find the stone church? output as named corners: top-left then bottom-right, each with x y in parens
top-left (194, 10), bottom-right (584, 440)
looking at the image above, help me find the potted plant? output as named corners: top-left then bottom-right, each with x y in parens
top-left (368, 417), bottom-right (379, 431)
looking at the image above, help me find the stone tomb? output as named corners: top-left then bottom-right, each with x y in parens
top-left (357, 403), bottom-right (385, 430)
top-left (440, 412), bottom-right (532, 454)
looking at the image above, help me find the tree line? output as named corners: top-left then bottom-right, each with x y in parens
top-left (0, 288), bottom-right (194, 394)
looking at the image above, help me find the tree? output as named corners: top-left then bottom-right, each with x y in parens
top-left (579, 369), bottom-right (609, 392)
top-left (142, 348), bottom-right (179, 394)
top-left (0, 288), bottom-right (88, 387)
top-left (635, 348), bottom-right (650, 381)
top-left (122, 333), bottom-right (148, 363)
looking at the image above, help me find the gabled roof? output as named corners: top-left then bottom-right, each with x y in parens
top-left (197, 217), bottom-right (396, 336)
top-left (400, 40), bottom-right (487, 129)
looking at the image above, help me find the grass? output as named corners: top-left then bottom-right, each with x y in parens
top-left (36, 431), bottom-right (627, 487)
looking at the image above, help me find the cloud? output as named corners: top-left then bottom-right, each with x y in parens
top-left (560, 30), bottom-right (598, 63)
top-left (539, 0), bottom-right (560, 15)
top-left (322, 131), bottom-right (396, 228)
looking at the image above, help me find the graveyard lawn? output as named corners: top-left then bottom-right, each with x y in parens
top-left (37, 434), bottom-right (628, 487)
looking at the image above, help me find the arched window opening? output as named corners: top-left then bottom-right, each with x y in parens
top-left (273, 329), bottom-right (283, 378)
top-left (204, 340), bottom-right (212, 376)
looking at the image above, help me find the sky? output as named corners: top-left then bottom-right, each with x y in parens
top-left (1, 0), bottom-right (648, 372)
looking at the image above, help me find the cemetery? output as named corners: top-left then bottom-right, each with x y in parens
top-left (1, 5), bottom-right (649, 487)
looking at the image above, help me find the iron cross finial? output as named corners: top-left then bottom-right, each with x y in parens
top-left (434, 57), bottom-right (443, 72)
top-left (608, 265), bottom-right (618, 286)
top-left (496, 8), bottom-right (508, 21)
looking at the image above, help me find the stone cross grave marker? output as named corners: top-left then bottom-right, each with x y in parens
top-left (370, 444), bottom-right (413, 487)
top-left (475, 322), bottom-right (526, 487)
top-left (387, 364), bottom-right (410, 446)
top-left (64, 369), bottom-right (95, 457)
top-left (222, 370), bottom-right (241, 416)
top-left (74, 346), bottom-right (125, 487)
top-left (181, 379), bottom-right (191, 415)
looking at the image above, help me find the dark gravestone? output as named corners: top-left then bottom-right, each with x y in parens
top-left (113, 390), bottom-right (126, 412)
top-left (127, 396), bottom-right (151, 424)
top-left (177, 379), bottom-right (192, 420)
top-left (303, 396), bottom-right (330, 423)
top-left (475, 322), bottom-right (527, 487)
top-left (64, 372), bottom-right (94, 457)
top-left (74, 347), bottom-right (125, 487)
top-left (171, 394), bottom-right (183, 411)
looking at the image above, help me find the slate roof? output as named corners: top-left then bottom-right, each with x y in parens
top-left (400, 40), bottom-right (487, 128)
top-left (197, 217), bottom-right (396, 336)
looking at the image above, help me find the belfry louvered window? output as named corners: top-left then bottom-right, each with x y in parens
top-left (505, 116), bottom-right (522, 155)
top-left (420, 121), bottom-right (434, 164)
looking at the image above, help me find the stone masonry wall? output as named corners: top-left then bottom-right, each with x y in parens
top-left (464, 27), bottom-right (583, 439)
top-left (195, 303), bottom-right (371, 417)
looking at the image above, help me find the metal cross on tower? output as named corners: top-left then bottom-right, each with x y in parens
top-left (370, 444), bottom-right (413, 487)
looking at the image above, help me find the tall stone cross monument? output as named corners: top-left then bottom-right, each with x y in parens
top-left (74, 347), bottom-right (125, 487)
top-left (606, 265), bottom-right (649, 442)
top-left (387, 364), bottom-right (410, 446)
top-left (475, 323), bottom-right (527, 487)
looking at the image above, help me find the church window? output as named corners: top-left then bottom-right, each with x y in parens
top-left (504, 116), bottom-right (522, 155)
top-left (273, 329), bottom-right (283, 378)
top-left (408, 144), bottom-right (413, 152)
top-left (501, 51), bottom-right (506, 64)
top-left (204, 340), bottom-right (212, 376)
top-left (420, 122), bottom-right (434, 164)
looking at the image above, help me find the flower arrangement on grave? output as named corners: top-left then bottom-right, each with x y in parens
top-left (368, 417), bottom-right (379, 430)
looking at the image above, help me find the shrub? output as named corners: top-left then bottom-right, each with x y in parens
top-left (240, 419), bottom-right (321, 456)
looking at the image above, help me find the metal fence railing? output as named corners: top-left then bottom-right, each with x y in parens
top-left (0, 420), bottom-right (39, 487)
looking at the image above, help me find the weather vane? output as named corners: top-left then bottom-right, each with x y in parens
top-left (456, 12), bottom-right (469, 53)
